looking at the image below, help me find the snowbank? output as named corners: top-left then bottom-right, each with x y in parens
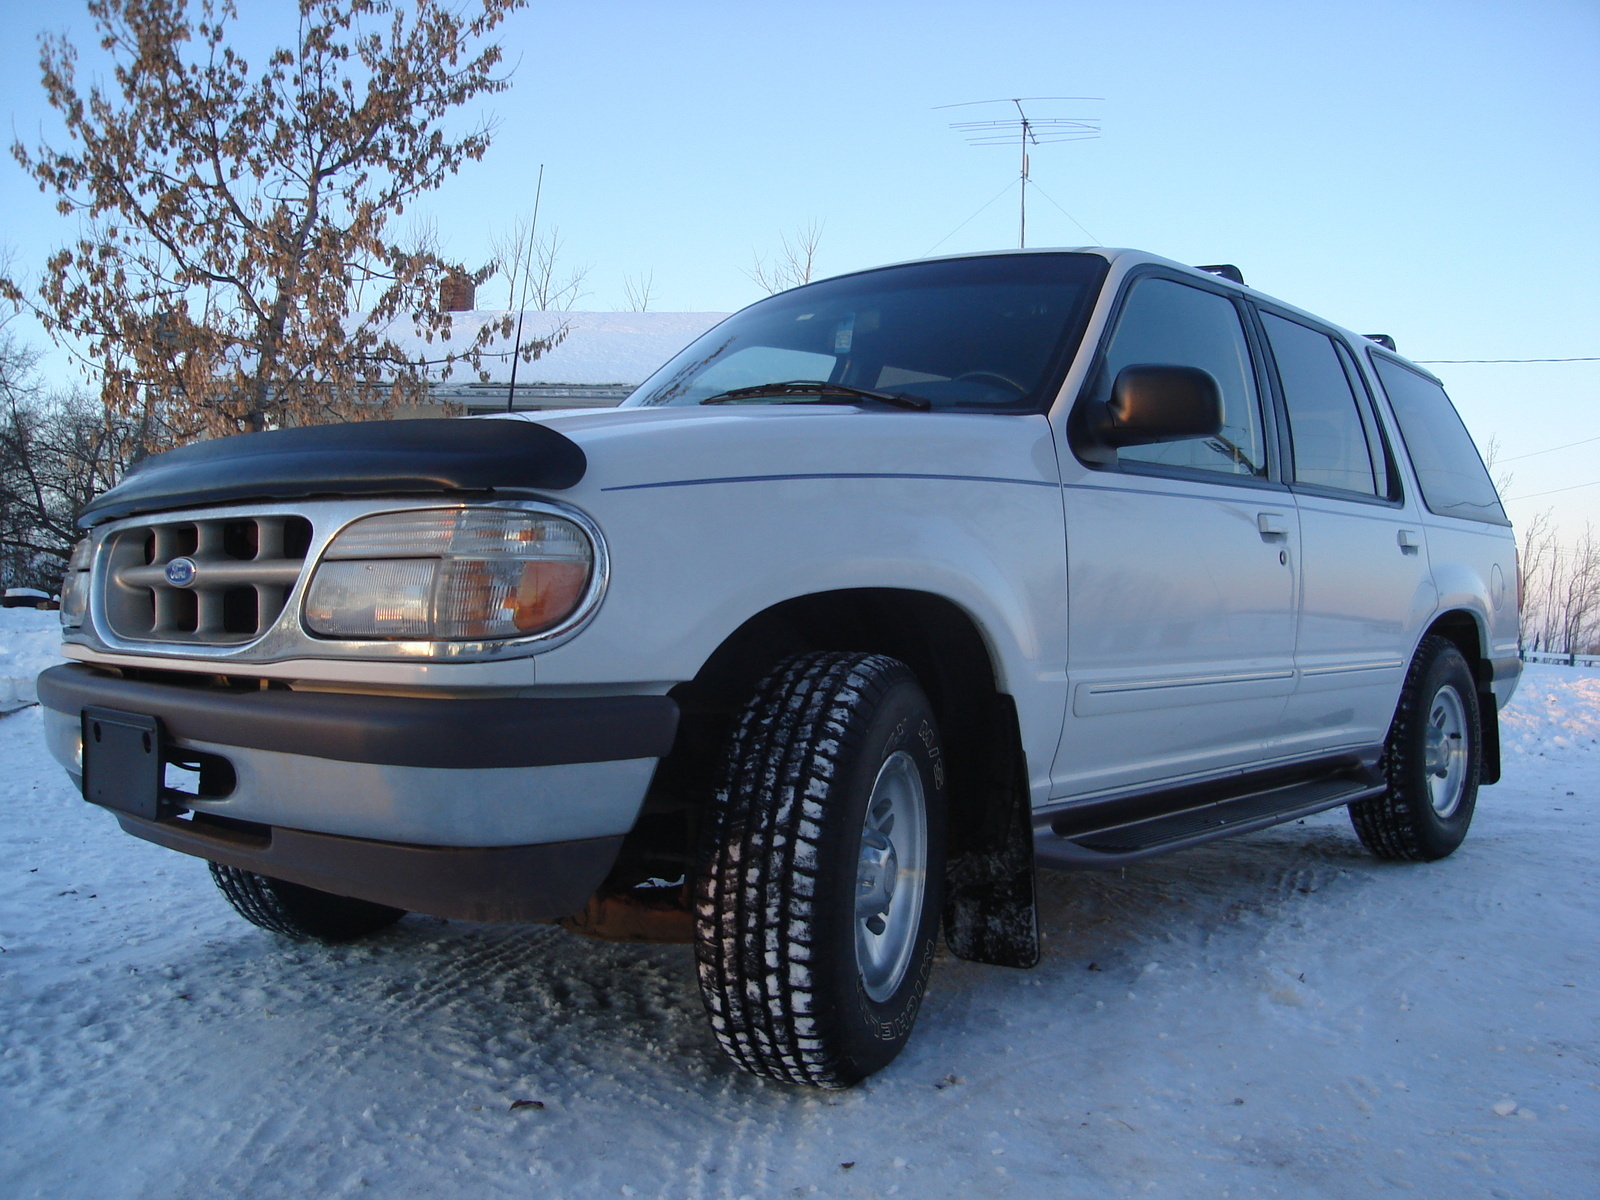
top-left (1501, 663), bottom-right (1600, 757)
top-left (0, 607), bottom-right (63, 713)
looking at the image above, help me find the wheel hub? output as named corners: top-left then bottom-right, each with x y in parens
top-left (856, 829), bottom-right (899, 923)
top-left (854, 751), bottom-right (928, 1003)
top-left (1423, 684), bottom-right (1468, 818)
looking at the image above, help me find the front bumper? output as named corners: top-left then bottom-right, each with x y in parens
top-left (38, 663), bottom-right (679, 920)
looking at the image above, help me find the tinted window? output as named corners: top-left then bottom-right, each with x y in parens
top-left (1262, 313), bottom-right (1378, 496)
top-left (1335, 340), bottom-right (1399, 499)
top-left (1102, 278), bottom-right (1266, 477)
top-left (627, 254), bottom-right (1107, 412)
top-left (1372, 356), bottom-right (1508, 524)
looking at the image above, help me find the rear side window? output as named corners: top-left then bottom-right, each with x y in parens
top-left (1372, 356), bottom-right (1508, 525)
top-left (1261, 313), bottom-right (1379, 496)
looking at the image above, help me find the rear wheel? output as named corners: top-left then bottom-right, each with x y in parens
top-left (209, 863), bottom-right (406, 942)
top-left (1350, 635), bottom-right (1481, 861)
top-left (694, 652), bottom-right (948, 1087)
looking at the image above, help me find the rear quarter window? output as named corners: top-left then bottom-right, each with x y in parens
top-left (1371, 356), bottom-right (1508, 525)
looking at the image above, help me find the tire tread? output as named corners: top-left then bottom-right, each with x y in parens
top-left (1350, 635), bottom-right (1480, 862)
top-left (694, 651), bottom-right (916, 1088)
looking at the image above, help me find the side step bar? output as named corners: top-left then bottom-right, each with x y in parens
top-left (1034, 776), bottom-right (1384, 870)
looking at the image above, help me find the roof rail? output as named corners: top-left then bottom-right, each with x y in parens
top-left (1365, 334), bottom-right (1397, 351)
top-left (1196, 264), bottom-right (1245, 285)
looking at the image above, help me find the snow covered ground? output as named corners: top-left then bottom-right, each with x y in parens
top-left (1, 621), bottom-right (1595, 1198)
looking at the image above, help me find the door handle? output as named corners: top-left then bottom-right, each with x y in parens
top-left (1257, 512), bottom-right (1289, 539)
top-left (1397, 529), bottom-right (1421, 554)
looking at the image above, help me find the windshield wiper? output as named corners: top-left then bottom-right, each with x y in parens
top-left (699, 380), bottom-right (931, 411)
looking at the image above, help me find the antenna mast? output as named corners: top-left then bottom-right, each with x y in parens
top-left (937, 97), bottom-right (1101, 248)
top-left (507, 164), bottom-right (545, 413)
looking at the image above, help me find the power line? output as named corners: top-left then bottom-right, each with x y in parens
top-left (1506, 478), bottom-right (1600, 501)
top-left (1416, 356), bottom-right (1600, 364)
top-left (1502, 434), bottom-right (1600, 463)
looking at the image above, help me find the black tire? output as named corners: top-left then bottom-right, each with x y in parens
top-left (209, 863), bottom-right (406, 942)
top-left (694, 652), bottom-right (948, 1087)
top-left (1350, 635), bottom-right (1481, 862)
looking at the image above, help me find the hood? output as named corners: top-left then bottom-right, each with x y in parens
top-left (507, 404), bottom-right (1063, 497)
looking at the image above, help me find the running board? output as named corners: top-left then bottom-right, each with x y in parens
top-left (1033, 777), bottom-right (1384, 870)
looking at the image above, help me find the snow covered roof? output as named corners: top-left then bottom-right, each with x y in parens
top-left (386, 310), bottom-right (728, 388)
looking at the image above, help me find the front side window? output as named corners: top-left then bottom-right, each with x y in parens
top-left (1262, 312), bottom-right (1379, 496)
top-left (1372, 356), bottom-right (1508, 525)
top-left (626, 253), bottom-right (1108, 413)
top-left (1099, 277), bottom-right (1266, 477)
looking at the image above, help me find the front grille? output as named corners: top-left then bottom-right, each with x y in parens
top-left (102, 515), bottom-right (314, 644)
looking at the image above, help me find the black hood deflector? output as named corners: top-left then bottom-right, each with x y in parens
top-left (78, 418), bottom-right (586, 527)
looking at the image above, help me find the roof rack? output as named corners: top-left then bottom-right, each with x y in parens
top-left (1196, 264), bottom-right (1245, 285)
top-left (1364, 334), bottom-right (1397, 351)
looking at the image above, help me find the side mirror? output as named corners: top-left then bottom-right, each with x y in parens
top-left (1092, 364), bottom-right (1223, 448)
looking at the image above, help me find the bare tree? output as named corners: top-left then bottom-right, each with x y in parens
top-left (1483, 434), bottom-right (1515, 504)
top-left (746, 220), bottom-right (823, 295)
top-left (1553, 526), bottom-right (1600, 661)
top-left (490, 219), bottom-right (590, 314)
top-left (1, 332), bottom-right (139, 589)
top-left (2, 392), bottom-right (140, 584)
top-left (4, 0), bottom-right (525, 441)
top-left (622, 270), bottom-right (656, 313)
top-left (1517, 514), bottom-right (1600, 660)
top-left (486, 211), bottom-right (587, 410)
top-left (1517, 508), bottom-right (1558, 653)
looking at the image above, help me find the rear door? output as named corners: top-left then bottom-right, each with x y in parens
top-left (1257, 310), bottom-right (1433, 755)
top-left (1052, 272), bottom-right (1299, 799)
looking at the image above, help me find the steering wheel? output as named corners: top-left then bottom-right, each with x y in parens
top-left (954, 371), bottom-right (1028, 397)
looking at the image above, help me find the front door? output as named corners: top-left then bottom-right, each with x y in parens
top-left (1052, 274), bottom-right (1299, 800)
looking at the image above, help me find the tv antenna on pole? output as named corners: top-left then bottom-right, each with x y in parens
top-left (937, 97), bottom-right (1100, 248)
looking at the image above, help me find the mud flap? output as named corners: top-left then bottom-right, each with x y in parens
top-left (1480, 690), bottom-right (1501, 785)
top-left (942, 728), bottom-right (1040, 969)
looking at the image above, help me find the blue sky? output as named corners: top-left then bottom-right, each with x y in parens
top-left (2, 0), bottom-right (1596, 529)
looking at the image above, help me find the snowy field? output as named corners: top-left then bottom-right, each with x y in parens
top-left (1, 608), bottom-right (1595, 1199)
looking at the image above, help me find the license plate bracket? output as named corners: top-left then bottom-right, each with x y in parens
top-left (81, 706), bottom-right (171, 821)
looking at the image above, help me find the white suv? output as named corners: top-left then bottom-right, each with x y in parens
top-left (41, 248), bottom-right (1520, 1087)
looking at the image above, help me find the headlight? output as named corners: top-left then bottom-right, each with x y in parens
top-left (304, 508), bottom-right (597, 641)
top-left (60, 538), bottom-right (93, 628)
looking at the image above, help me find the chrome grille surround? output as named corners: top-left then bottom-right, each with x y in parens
top-left (71, 497), bottom-right (609, 665)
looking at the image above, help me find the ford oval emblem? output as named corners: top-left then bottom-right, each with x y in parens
top-left (164, 557), bottom-right (198, 588)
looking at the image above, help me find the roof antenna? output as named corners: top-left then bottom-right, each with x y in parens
top-left (937, 97), bottom-right (1101, 248)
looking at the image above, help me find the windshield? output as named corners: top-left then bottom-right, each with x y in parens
top-left (625, 253), bottom-right (1108, 413)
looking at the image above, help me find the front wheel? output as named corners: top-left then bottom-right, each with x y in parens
top-left (1350, 635), bottom-right (1481, 861)
top-left (694, 652), bottom-right (948, 1087)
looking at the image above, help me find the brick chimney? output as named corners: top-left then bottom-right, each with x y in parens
top-left (439, 271), bottom-right (476, 312)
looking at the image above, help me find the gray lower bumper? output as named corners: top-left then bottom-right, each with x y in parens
top-left (38, 663), bottom-right (678, 848)
top-left (44, 705), bottom-right (657, 846)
